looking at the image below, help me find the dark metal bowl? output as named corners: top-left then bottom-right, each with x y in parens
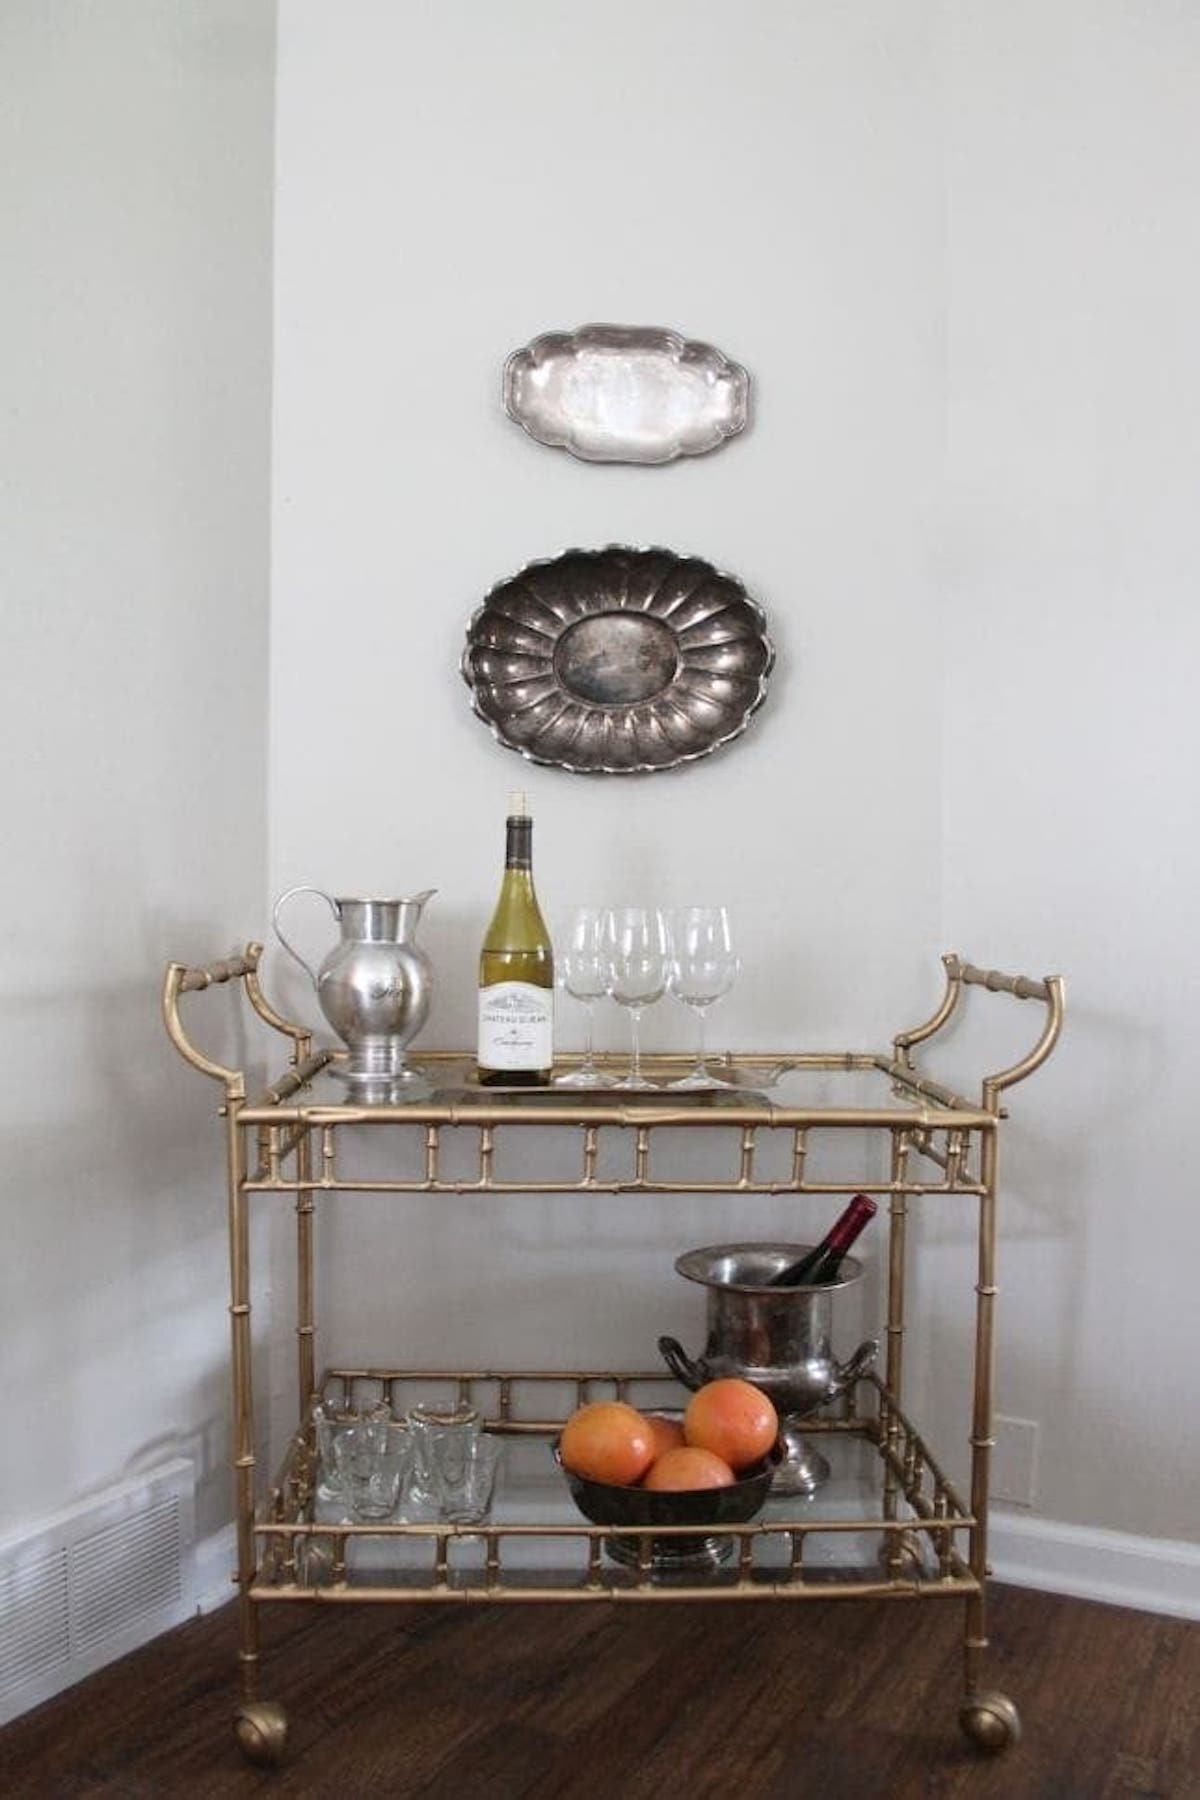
top-left (552, 1417), bottom-right (778, 1531)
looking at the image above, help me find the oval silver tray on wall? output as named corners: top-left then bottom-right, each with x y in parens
top-left (461, 546), bottom-right (773, 774)
top-left (503, 325), bottom-right (750, 464)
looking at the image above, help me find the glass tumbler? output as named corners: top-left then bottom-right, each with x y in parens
top-left (332, 1415), bottom-right (406, 1521)
top-left (314, 1396), bottom-right (390, 1503)
top-left (433, 1434), bottom-right (502, 1525)
top-left (405, 1400), bottom-right (480, 1509)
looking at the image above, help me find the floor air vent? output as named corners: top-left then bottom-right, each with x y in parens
top-left (0, 1459), bottom-right (195, 1726)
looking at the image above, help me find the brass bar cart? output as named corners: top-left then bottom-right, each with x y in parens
top-left (163, 948), bottom-right (1064, 1767)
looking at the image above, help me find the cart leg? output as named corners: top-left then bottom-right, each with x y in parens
top-left (960, 1592), bottom-right (1020, 1750)
top-left (226, 1103), bottom-right (289, 1767)
top-left (960, 1619), bottom-right (1022, 1751)
top-left (228, 1546), bottom-right (288, 1766)
top-left (958, 1133), bottom-right (1020, 1754)
top-left (294, 1098), bottom-right (318, 1412)
top-left (880, 1132), bottom-right (911, 1574)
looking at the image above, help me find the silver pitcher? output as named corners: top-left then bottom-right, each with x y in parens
top-left (659, 1242), bottom-right (877, 1496)
top-left (272, 886), bottom-right (437, 1091)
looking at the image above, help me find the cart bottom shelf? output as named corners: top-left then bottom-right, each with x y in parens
top-left (254, 1370), bottom-right (979, 1605)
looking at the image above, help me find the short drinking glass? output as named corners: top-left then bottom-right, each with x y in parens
top-left (430, 1433), bottom-right (502, 1525)
top-left (332, 1415), bottom-right (407, 1521)
top-left (405, 1400), bottom-right (480, 1511)
top-left (314, 1395), bottom-right (390, 1503)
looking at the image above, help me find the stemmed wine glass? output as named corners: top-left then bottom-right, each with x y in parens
top-left (553, 907), bottom-right (611, 1088)
top-left (602, 907), bottom-right (668, 1090)
top-left (666, 906), bottom-right (739, 1088)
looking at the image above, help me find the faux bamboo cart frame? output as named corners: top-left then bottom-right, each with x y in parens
top-left (163, 948), bottom-right (1064, 1767)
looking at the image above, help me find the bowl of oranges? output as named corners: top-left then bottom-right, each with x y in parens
top-left (554, 1379), bottom-right (781, 1567)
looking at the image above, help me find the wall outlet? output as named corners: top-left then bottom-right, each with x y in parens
top-left (991, 1416), bottom-right (1039, 1507)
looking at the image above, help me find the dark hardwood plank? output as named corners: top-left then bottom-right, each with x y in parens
top-left (1, 1587), bottom-right (1197, 1798)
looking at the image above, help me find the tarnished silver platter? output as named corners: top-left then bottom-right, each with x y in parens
top-left (461, 546), bottom-right (774, 774)
top-left (503, 324), bottom-right (749, 464)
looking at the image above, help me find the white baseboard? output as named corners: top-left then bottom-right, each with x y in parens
top-left (989, 1508), bottom-right (1200, 1621)
top-left (193, 1523), bottom-right (237, 1616)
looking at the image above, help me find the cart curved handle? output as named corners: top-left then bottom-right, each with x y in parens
top-left (162, 948), bottom-right (258, 1097)
top-left (891, 952), bottom-right (1065, 1115)
top-left (163, 940), bottom-right (315, 1100)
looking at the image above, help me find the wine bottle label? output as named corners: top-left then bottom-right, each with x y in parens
top-left (478, 982), bottom-right (554, 1070)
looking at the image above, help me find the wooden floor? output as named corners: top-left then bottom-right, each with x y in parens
top-left (2, 1585), bottom-right (1197, 1798)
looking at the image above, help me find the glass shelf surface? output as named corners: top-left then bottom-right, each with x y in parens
top-left (252, 1055), bottom-right (969, 1120)
top-left (268, 1431), bottom-right (953, 1596)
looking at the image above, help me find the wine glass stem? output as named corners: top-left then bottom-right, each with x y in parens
top-left (582, 999), bottom-right (596, 1074)
top-left (694, 1006), bottom-right (709, 1079)
top-left (629, 1007), bottom-right (643, 1083)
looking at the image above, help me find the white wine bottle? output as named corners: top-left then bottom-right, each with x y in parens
top-left (477, 791), bottom-right (554, 1086)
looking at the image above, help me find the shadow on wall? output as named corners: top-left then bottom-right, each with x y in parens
top-left (905, 982), bottom-right (1200, 1538)
top-left (4, 917), bottom-right (270, 1543)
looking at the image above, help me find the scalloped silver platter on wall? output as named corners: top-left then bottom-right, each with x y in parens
top-left (461, 546), bottom-right (774, 775)
top-left (503, 325), bottom-right (750, 464)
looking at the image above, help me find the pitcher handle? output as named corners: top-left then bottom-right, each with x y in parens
top-left (826, 1337), bottom-right (878, 1403)
top-left (657, 1335), bottom-right (706, 1392)
top-left (272, 885), bottom-right (339, 990)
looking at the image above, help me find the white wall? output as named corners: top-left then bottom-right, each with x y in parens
top-left (0, 2), bottom-right (275, 1547)
top-left (269, 0), bottom-right (944, 1397)
top-left (922, 0), bottom-right (1200, 1540)
top-left (271, 0), bottom-right (1200, 1551)
top-left (269, 0), bottom-right (944, 1046)
top-left (8, 0), bottom-right (1191, 1591)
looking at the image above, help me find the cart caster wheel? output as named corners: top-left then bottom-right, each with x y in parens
top-left (234, 1700), bottom-right (288, 1767)
top-left (959, 1691), bottom-right (1021, 1754)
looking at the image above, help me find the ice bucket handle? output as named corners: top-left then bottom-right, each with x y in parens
top-left (657, 1335), bottom-right (706, 1391)
top-left (826, 1337), bottom-right (878, 1403)
top-left (658, 1334), bottom-right (878, 1408)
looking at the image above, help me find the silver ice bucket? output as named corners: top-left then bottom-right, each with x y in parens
top-left (658, 1242), bottom-right (878, 1495)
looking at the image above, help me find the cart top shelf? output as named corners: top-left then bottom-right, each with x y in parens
top-left (163, 946), bottom-right (1064, 1131)
top-left (238, 1051), bottom-right (998, 1130)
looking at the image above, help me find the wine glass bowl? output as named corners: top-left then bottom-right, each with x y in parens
top-left (554, 907), bottom-right (611, 1088)
top-left (602, 907), bottom-right (668, 1089)
top-left (666, 907), bottom-right (739, 1088)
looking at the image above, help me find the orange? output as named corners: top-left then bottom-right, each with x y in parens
top-left (683, 1378), bottom-right (778, 1472)
top-left (643, 1446), bottom-right (736, 1491)
top-left (645, 1414), bottom-right (687, 1462)
top-left (559, 1401), bottom-right (656, 1486)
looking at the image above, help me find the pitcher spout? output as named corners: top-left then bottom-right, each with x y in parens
top-left (396, 888), bottom-right (437, 939)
